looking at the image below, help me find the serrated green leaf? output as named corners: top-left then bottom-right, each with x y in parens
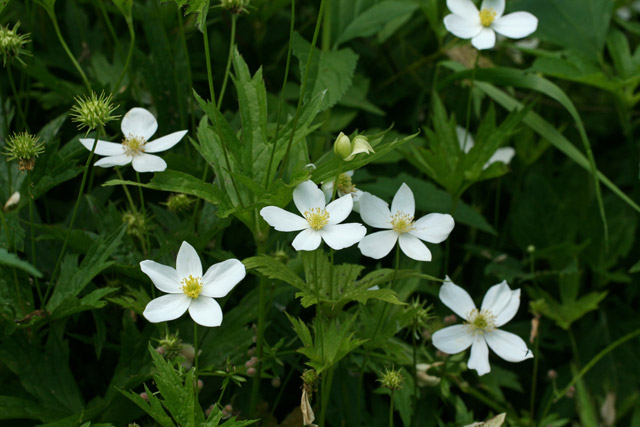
top-left (0, 249), bottom-right (42, 277)
top-left (243, 255), bottom-right (307, 291)
top-left (161, 0), bottom-right (209, 31)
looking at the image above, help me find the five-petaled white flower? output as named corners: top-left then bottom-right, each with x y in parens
top-left (444, 0), bottom-right (538, 50)
top-left (80, 107), bottom-right (187, 173)
top-left (260, 180), bottom-right (366, 251)
top-left (456, 126), bottom-right (515, 170)
top-left (321, 171), bottom-right (364, 213)
top-left (432, 277), bottom-right (533, 376)
top-left (141, 241), bottom-right (245, 327)
top-left (357, 183), bottom-right (454, 261)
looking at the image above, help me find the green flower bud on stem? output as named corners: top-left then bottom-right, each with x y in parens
top-left (333, 132), bottom-right (352, 160)
top-left (378, 367), bottom-right (404, 391)
top-left (70, 91), bottom-right (119, 131)
top-left (3, 131), bottom-right (45, 171)
top-left (333, 132), bottom-right (375, 161)
top-left (0, 22), bottom-right (31, 67)
top-left (220, 0), bottom-right (250, 14)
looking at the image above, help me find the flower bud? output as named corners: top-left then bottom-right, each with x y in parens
top-left (139, 392), bottom-right (149, 401)
top-left (378, 367), bottom-right (404, 391)
top-left (4, 191), bottom-right (20, 211)
top-left (345, 135), bottom-right (374, 161)
top-left (0, 22), bottom-right (31, 67)
top-left (415, 363), bottom-right (442, 387)
top-left (3, 131), bottom-right (45, 172)
top-left (164, 193), bottom-right (194, 213)
top-left (271, 376), bottom-right (281, 387)
top-left (333, 132), bottom-right (352, 160)
top-left (220, 0), bottom-right (249, 14)
top-left (247, 367), bottom-right (256, 376)
top-left (70, 91), bottom-right (119, 131)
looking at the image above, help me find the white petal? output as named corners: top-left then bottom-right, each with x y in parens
top-left (94, 154), bottom-right (132, 168)
top-left (292, 228), bottom-right (322, 251)
top-left (144, 130), bottom-right (188, 153)
top-left (188, 297), bottom-right (223, 327)
top-left (358, 193), bottom-right (392, 229)
top-left (358, 230), bottom-right (398, 259)
top-left (484, 147), bottom-right (515, 169)
top-left (79, 138), bottom-right (125, 156)
top-left (439, 277), bottom-right (476, 320)
top-left (140, 260), bottom-right (181, 293)
top-left (176, 241), bottom-right (203, 279)
top-left (467, 335), bottom-right (491, 375)
top-left (471, 27), bottom-right (496, 49)
top-left (391, 183), bottom-right (415, 217)
top-left (201, 259), bottom-right (246, 298)
top-left (121, 107), bottom-right (158, 140)
top-left (447, 0), bottom-right (479, 17)
top-left (321, 180), bottom-right (334, 204)
top-left (143, 293), bottom-right (190, 323)
top-left (320, 223), bottom-right (366, 250)
top-left (492, 12), bottom-right (538, 39)
top-left (432, 324), bottom-right (474, 354)
top-left (479, 282), bottom-right (520, 327)
top-left (260, 206), bottom-right (309, 232)
top-left (455, 126), bottom-right (474, 153)
top-left (444, 14), bottom-right (483, 39)
top-left (410, 213), bottom-right (455, 244)
top-left (131, 153), bottom-right (167, 173)
top-left (293, 180), bottom-right (326, 215)
top-left (326, 194), bottom-right (353, 225)
top-left (480, 0), bottom-right (505, 17)
top-left (485, 329), bottom-right (534, 362)
top-left (352, 190), bottom-right (364, 213)
top-left (398, 234), bottom-right (432, 261)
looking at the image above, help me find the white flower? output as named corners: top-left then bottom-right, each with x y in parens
top-left (456, 126), bottom-right (515, 170)
top-left (79, 107), bottom-right (187, 173)
top-left (321, 171), bottom-right (364, 213)
top-left (432, 277), bottom-right (533, 376)
top-left (260, 180), bottom-right (366, 251)
top-left (141, 241), bottom-right (245, 327)
top-left (357, 183), bottom-right (454, 261)
top-left (443, 0), bottom-right (538, 50)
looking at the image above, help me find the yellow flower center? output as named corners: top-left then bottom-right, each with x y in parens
top-left (122, 135), bottom-right (146, 156)
top-left (336, 173), bottom-right (356, 194)
top-left (390, 212), bottom-right (414, 234)
top-left (304, 208), bottom-right (330, 230)
top-left (479, 8), bottom-right (497, 27)
top-left (465, 309), bottom-right (496, 335)
top-left (181, 275), bottom-right (203, 299)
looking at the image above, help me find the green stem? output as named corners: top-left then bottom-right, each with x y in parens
top-left (194, 322), bottom-right (200, 408)
top-left (27, 173), bottom-right (43, 303)
top-left (279, 0), bottom-right (327, 179)
top-left (319, 365), bottom-right (335, 427)
top-left (115, 168), bottom-right (138, 213)
top-left (7, 66), bottom-right (27, 130)
top-left (461, 53), bottom-right (480, 151)
top-left (388, 390), bottom-right (395, 427)
top-left (46, 127), bottom-right (101, 304)
top-left (43, 5), bottom-right (91, 92)
top-left (202, 22), bottom-right (245, 209)
top-left (250, 240), bottom-right (269, 416)
top-left (264, 0), bottom-right (295, 187)
top-left (217, 14), bottom-right (237, 110)
top-left (114, 19), bottom-right (135, 93)
top-left (135, 172), bottom-right (151, 255)
top-left (96, 0), bottom-right (119, 49)
top-left (529, 329), bottom-right (540, 426)
top-left (411, 334), bottom-right (418, 427)
top-left (177, 9), bottom-right (195, 131)
top-left (0, 209), bottom-right (24, 312)
top-left (330, 160), bottom-right (343, 202)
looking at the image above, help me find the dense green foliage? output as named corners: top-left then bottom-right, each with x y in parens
top-left (1, 0), bottom-right (639, 426)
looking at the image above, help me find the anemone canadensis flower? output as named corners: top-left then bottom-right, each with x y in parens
top-left (456, 126), bottom-right (515, 170)
top-left (141, 241), bottom-right (245, 327)
top-left (260, 180), bottom-right (366, 251)
top-left (432, 277), bottom-right (533, 376)
top-left (79, 107), bottom-right (187, 173)
top-left (357, 183), bottom-right (454, 261)
top-left (443, 0), bottom-right (538, 50)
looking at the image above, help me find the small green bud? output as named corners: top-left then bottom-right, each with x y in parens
top-left (301, 368), bottom-right (318, 388)
top-left (345, 135), bottom-right (374, 161)
top-left (333, 132), bottom-right (352, 160)
top-left (70, 91), bottom-right (119, 131)
top-left (3, 131), bottom-right (45, 171)
top-left (378, 367), bottom-right (404, 391)
top-left (122, 209), bottom-right (150, 239)
top-left (158, 333), bottom-right (184, 360)
top-left (0, 22), bottom-right (31, 67)
top-left (220, 0), bottom-right (250, 14)
top-left (164, 193), bottom-right (195, 213)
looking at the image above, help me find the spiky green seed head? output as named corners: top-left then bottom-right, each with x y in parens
top-left (0, 22), bottom-right (31, 67)
top-left (4, 131), bottom-right (45, 171)
top-left (70, 91), bottom-right (119, 131)
top-left (378, 367), bottom-right (404, 391)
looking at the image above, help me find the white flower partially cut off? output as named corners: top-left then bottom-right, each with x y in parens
top-left (432, 277), bottom-right (533, 376)
top-left (456, 126), bottom-right (515, 170)
top-left (321, 171), bottom-right (364, 213)
top-left (444, 0), bottom-right (538, 50)
top-left (260, 180), bottom-right (366, 251)
top-left (80, 107), bottom-right (187, 173)
top-left (141, 241), bottom-right (245, 327)
top-left (358, 183), bottom-right (454, 261)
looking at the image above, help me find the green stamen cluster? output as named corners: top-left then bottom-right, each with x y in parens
top-left (122, 210), bottom-right (149, 239)
top-left (378, 367), bottom-right (404, 391)
top-left (336, 173), bottom-right (356, 194)
top-left (164, 193), bottom-right (195, 213)
top-left (220, 0), bottom-right (250, 14)
top-left (70, 91), bottom-right (119, 131)
top-left (0, 22), bottom-right (31, 67)
top-left (465, 308), bottom-right (497, 335)
top-left (3, 131), bottom-right (45, 171)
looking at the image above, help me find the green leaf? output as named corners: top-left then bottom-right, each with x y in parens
top-left (0, 248), bottom-right (42, 277)
top-left (334, 0), bottom-right (419, 46)
top-left (0, 396), bottom-right (57, 421)
top-left (510, 0), bottom-right (613, 60)
top-left (531, 290), bottom-right (608, 330)
top-left (111, 0), bottom-right (133, 22)
top-left (292, 32), bottom-right (359, 111)
top-left (161, 0), bottom-right (209, 31)
top-left (243, 255), bottom-right (307, 291)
